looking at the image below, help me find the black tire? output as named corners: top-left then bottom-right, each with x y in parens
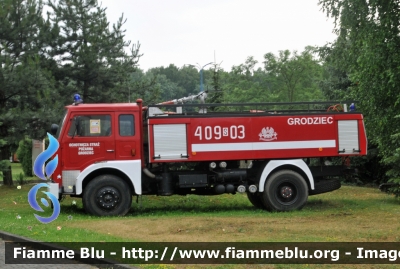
top-left (247, 192), bottom-right (266, 209)
top-left (262, 170), bottom-right (308, 212)
top-left (309, 179), bottom-right (341, 196)
top-left (83, 174), bottom-right (132, 216)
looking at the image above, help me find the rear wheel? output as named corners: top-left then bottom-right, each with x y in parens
top-left (262, 170), bottom-right (308, 212)
top-left (83, 174), bottom-right (132, 216)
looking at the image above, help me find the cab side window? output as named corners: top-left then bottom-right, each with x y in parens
top-left (68, 115), bottom-right (112, 137)
top-left (119, 115), bottom-right (135, 136)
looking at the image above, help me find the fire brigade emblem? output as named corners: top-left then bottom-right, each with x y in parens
top-left (259, 127), bottom-right (277, 141)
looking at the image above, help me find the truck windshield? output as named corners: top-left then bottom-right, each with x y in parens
top-left (55, 110), bottom-right (67, 139)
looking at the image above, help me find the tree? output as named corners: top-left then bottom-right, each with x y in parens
top-left (318, 0), bottom-right (400, 192)
top-left (318, 62), bottom-right (352, 101)
top-left (208, 62), bottom-right (224, 108)
top-left (149, 72), bottom-right (185, 102)
top-left (46, 0), bottom-right (141, 103)
top-left (149, 64), bottom-right (199, 97)
top-left (263, 48), bottom-right (324, 103)
top-left (224, 56), bottom-right (272, 103)
top-left (0, 0), bottom-right (55, 185)
top-left (128, 69), bottom-right (159, 105)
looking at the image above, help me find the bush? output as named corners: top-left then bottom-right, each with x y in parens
top-left (384, 148), bottom-right (400, 197)
top-left (16, 172), bottom-right (26, 185)
top-left (16, 138), bottom-right (33, 177)
top-left (0, 160), bottom-right (11, 181)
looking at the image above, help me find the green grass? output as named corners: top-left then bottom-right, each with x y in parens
top-left (1, 184), bottom-right (399, 269)
top-left (1, 183), bottom-right (399, 242)
top-left (10, 162), bottom-right (24, 177)
top-left (0, 186), bottom-right (129, 242)
top-left (11, 162), bottom-right (39, 181)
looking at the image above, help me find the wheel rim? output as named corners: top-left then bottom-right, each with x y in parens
top-left (275, 181), bottom-right (298, 205)
top-left (96, 187), bottom-right (120, 210)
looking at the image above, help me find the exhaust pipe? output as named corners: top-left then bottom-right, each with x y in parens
top-left (143, 168), bottom-right (156, 179)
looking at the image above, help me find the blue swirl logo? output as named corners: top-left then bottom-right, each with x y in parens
top-left (28, 133), bottom-right (60, 224)
top-left (28, 183), bottom-right (60, 224)
top-left (33, 133), bottom-right (59, 180)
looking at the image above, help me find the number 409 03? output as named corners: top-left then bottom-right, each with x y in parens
top-left (194, 125), bottom-right (245, 140)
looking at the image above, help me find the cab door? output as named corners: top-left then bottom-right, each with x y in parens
top-left (114, 112), bottom-right (140, 160)
top-left (61, 112), bottom-right (115, 171)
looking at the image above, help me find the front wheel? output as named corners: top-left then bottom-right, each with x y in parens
top-left (247, 192), bottom-right (267, 209)
top-left (262, 170), bottom-right (308, 212)
top-left (83, 174), bottom-right (132, 216)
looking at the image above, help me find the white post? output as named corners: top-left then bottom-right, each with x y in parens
top-left (32, 139), bottom-right (45, 176)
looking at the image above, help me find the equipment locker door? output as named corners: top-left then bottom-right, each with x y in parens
top-left (153, 123), bottom-right (188, 160)
top-left (338, 120), bottom-right (360, 154)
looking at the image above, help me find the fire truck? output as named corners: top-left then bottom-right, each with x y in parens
top-left (48, 94), bottom-right (367, 216)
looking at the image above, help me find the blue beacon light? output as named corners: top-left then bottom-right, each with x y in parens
top-left (73, 94), bottom-right (83, 105)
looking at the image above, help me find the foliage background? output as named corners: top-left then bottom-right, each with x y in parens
top-left (15, 137), bottom-right (33, 177)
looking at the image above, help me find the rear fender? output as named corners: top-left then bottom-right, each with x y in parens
top-left (258, 159), bottom-right (314, 192)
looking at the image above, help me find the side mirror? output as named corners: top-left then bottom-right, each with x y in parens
top-left (75, 117), bottom-right (81, 136)
top-left (67, 116), bottom-right (81, 137)
top-left (50, 124), bottom-right (59, 136)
